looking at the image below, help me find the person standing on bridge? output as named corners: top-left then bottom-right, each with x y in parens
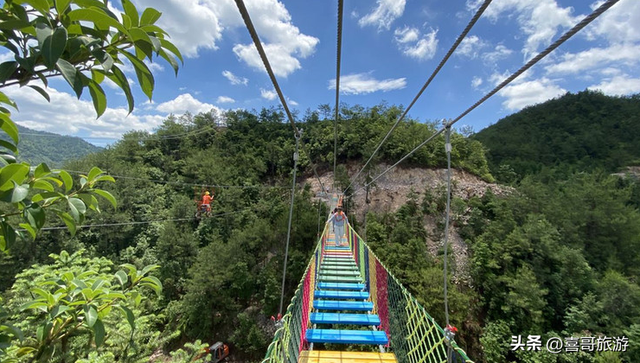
top-left (327, 207), bottom-right (348, 246)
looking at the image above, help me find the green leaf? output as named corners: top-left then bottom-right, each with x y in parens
top-left (87, 166), bottom-right (103, 181)
top-left (24, 204), bottom-right (46, 230)
top-left (34, 163), bottom-right (51, 178)
top-left (19, 223), bottom-right (36, 239)
top-left (57, 211), bottom-right (76, 236)
top-left (0, 61), bottom-right (19, 83)
top-left (121, 0), bottom-right (139, 27)
top-left (0, 221), bottom-right (16, 251)
top-left (9, 182), bottom-right (28, 203)
top-left (68, 197), bottom-right (86, 221)
top-left (119, 305), bottom-right (135, 331)
top-left (90, 48), bottom-right (114, 73)
top-left (35, 22), bottom-right (54, 47)
top-left (0, 92), bottom-right (18, 110)
top-left (107, 65), bottom-right (134, 113)
top-left (115, 270), bottom-right (128, 286)
top-left (50, 305), bottom-right (70, 319)
top-left (58, 170), bottom-right (73, 192)
top-left (27, 85), bottom-right (51, 102)
top-left (0, 112), bottom-right (20, 144)
top-left (71, 0), bottom-right (105, 8)
top-left (20, 300), bottom-right (48, 312)
top-left (33, 179), bottom-right (53, 191)
top-left (0, 139), bottom-right (18, 153)
top-left (84, 306), bottom-right (98, 327)
top-left (56, 0), bottom-right (72, 13)
top-left (67, 8), bottom-right (129, 35)
top-left (21, 0), bottom-right (51, 14)
top-left (139, 7), bottom-right (161, 26)
top-left (159, 38), bottom-right (183, 64)
top-left (140, 264), bottom-right (159, 276)
top-left (0, 163), bottom-right (29, 190)
top-left (120, 50), bottom-right (154, 100)
top-left (88, 79), bottom-right (106, 117)
top-left (92, 189), bottom-right (116, 209)
top-left (92, 319), bottom-right (105, 347)
top-left (42, 27), bottom-right (67, 69)
top-left (140, 276), bottom-right (162, 296)
top-left (0, 19), bottom-right (32, 31)
top-left (93, 175), bottom-right (115, 183)
top-left (56, 59), bottom-right (83, 98)
top-left (158, 48), bottom-right (179, 76)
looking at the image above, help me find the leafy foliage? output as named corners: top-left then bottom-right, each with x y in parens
top-left (474, 90), bottom-right (640, 181)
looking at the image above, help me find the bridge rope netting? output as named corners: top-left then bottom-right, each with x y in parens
top-left (261, 205), bottom-right (472, 363)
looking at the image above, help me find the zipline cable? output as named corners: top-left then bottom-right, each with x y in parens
top-left (279, 133), bottom-right (300, 316)
top-left (28, 209), bottom-right (242, 232)
top-left (64, 170), bottom-right (288, 190)
top-left (347, 0), bottom-right (619, 197)
top-left (233, 0), bottom-right (326, 195)
top-left (333, 0), bottom-right (344, 192)
top-left (343, 0), bottom-right (493, 195)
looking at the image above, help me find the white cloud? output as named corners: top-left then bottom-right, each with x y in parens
top-left (133, 0), bottom-right (223, 58)
top-left (144, 59), bottom-right (164, 72)
top-left (4, 84), bottom-right (165, 139)
top-left (586, 0), bottom-right (640, 44)
top-left (394, 27), bottom-right (438, 61)
top-left (230, 0), bottom-right (319, 77)
top-left (222, 70), bottom-right (248, 86)
top-left (133, 0), bottom-right (317, 77)
top-left (471, 76), bottom-right (483, 89)
top-left (261, 88), bottom-right (277, 100)
top-left (155, 93), bottom-right (218, 114)
top-left (216, 96), bottom-right (235, 104)
top-left (588, 75), bottom-right (640, 95)
top-left (482, 44), bottom-right (513, 64)
top-left (394, 26), bottom-right (420, 44)
top-left (328, 73), bottom-right (406, 95)
top-left (480, 0), bottom-right (579, 59)
top-left (500, 78), bottom-right (566, 110)
top-left (359, 0), bottom-right (406, 30)
top-left (545, 43), bottom-right (640, 75)
top-left (458, 35), bottom-right (486, 58)
top-left (0, 52), bottom-right (14, 63)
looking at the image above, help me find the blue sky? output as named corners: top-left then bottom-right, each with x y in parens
top-left (2, 0), bottom-right (640, 146)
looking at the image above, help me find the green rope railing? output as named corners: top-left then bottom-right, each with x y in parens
top-left (261, 221), bottom-right (473, 363)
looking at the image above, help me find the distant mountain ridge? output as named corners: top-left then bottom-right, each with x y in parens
top-left (473, 90), bottom-right (640, 179)
top-left (2, 125), bottom-right (102, 167)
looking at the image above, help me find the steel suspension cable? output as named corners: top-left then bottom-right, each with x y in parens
top-left (343, 0), bottom-right (493, 195)
top-left (348, 0), bottom-right (619, 197)
top-left (279, 133), bottom-right (300, 316)
top-left (233, 0), bottom-right (326, 194)
top-left (333, 0), bottom-right (344, 192)
top-left (443, 126), bottom-right (452, 328)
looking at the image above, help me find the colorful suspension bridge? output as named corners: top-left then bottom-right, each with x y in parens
top-left (262, 195), bottom-right (473, 363)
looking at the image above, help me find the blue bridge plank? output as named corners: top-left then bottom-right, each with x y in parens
top-left (306, 329), bottom-right (388, 345)
top-left (314, 300), bottom-right (374, 311)
top-left (317, 282), bottom-right (365, 290)
top-left (311, 313), bottom-right (380, 325)
top-left (314, 290), bottom-right (369, 300)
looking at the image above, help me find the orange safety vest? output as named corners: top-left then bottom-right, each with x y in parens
top-left (202, 195), bottom-right (212, 204)
top-left (334, 212), bottom-right (346, 224)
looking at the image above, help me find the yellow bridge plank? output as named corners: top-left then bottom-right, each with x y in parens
top-left (299, 350), bottom-right (397, 363)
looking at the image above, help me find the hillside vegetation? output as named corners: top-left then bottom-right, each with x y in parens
top-left (473, 90), bottom-right (640, 181)
top-left (0, 125), bottom-right (103, 167)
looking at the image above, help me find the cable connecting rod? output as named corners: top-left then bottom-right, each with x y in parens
top-left (343, 0), bottom-right (493, 194)
top-left (233, 0), bottom-right (327, 194)
top-left (348, 0), bottom-right (619, 197)
top-left (333, 0), bottom-right (344, 192)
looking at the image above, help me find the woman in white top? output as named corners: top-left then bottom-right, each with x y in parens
top-left (327, 208), bottom-right (348, 246)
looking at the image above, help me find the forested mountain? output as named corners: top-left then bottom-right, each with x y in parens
top-left (473, 90), bottom-right (640, 181)
top-left (0, 125), bottom-right (103, 167)
top-left (2, 102), bottom-right (639, 363)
